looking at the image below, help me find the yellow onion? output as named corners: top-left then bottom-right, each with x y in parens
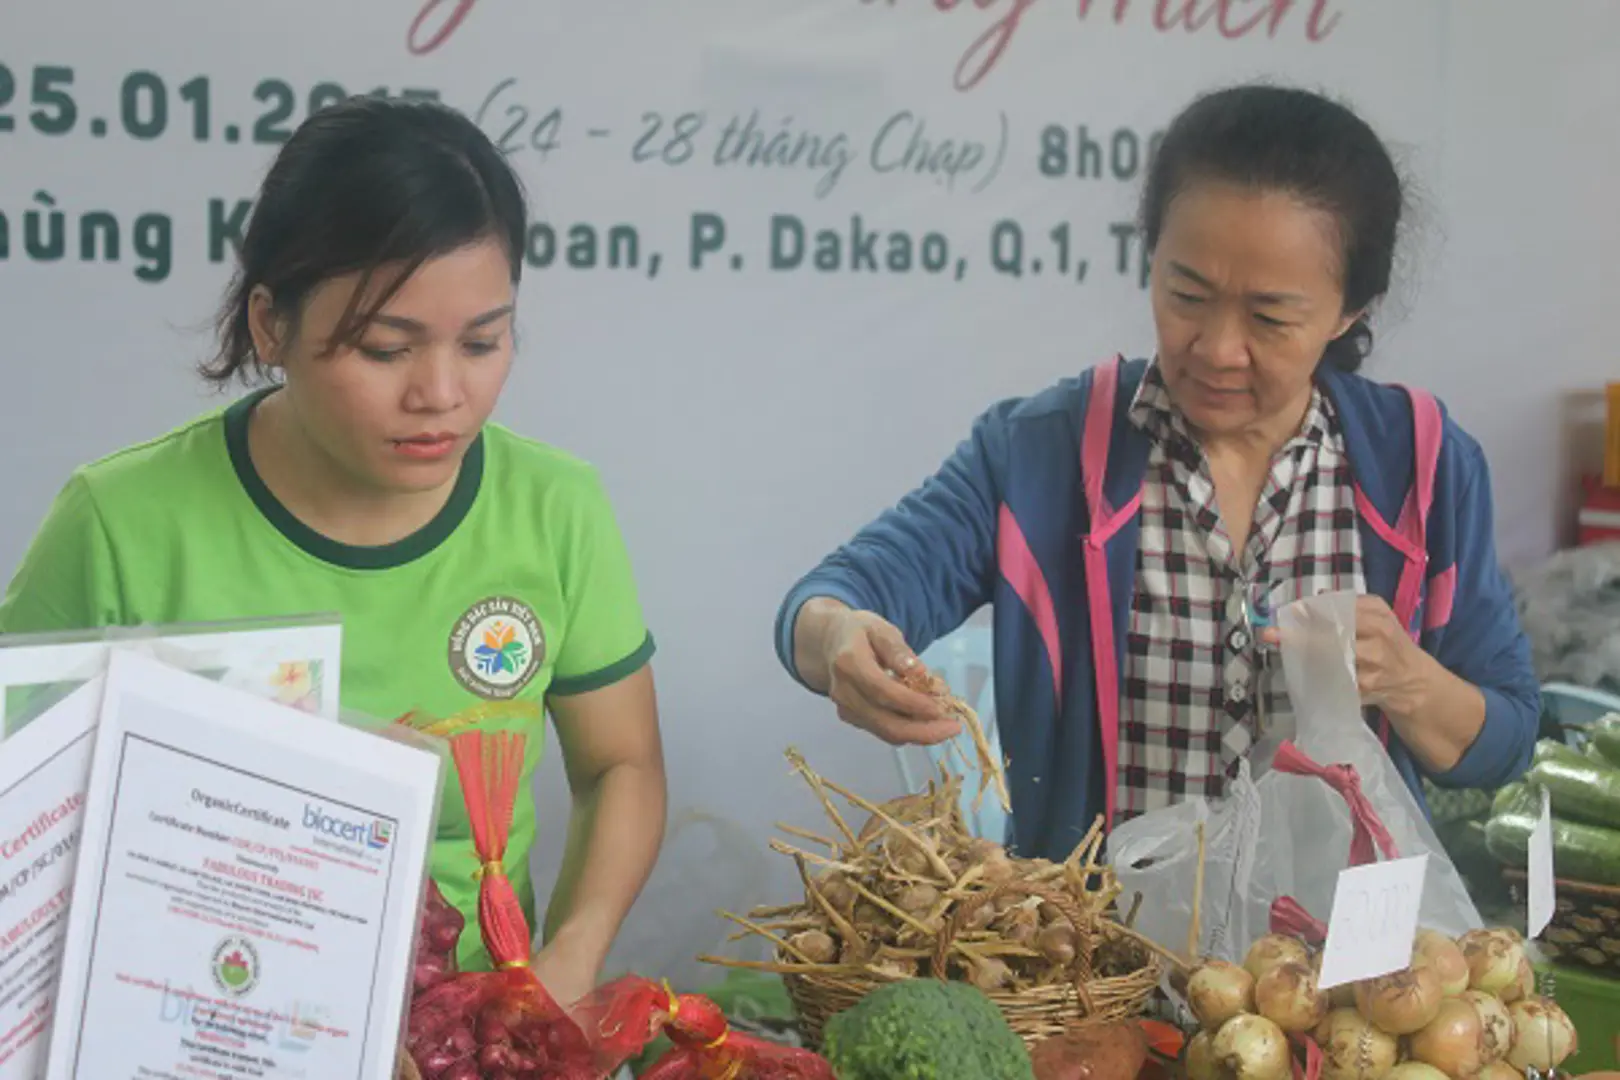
top-left (1187, 960), bottom-right (1255, 1032)
top-left (1506, 996), bottom-right (1578, 1072)
top-left (1461, 989), bottom-right (1512, 1064)
top-left (1408, 997), bottom-right (1487, 1079)
top-left (1212, 1013), bottom-right (1292, 1080)
top-left (1186, 1030), bottom-right (1219, 1080)
top-left (1384, 1066), bottom-right (1451, 1080)
top-left (1457, 929), bottom-right (1525, 997)
top-left (1479, 1063), bottom-right (1521, 1080)
top-left (1353, 965), bottom-right (1443, 1035)
top-left (1411, 928), bottom-right (1471, 997)
top-left (1243, 934), bottom-right (1312, 982)
top-left (1500, 954), bottom-right (1535, 1004)
top-left (1311, 1007), bottom-right (1398, 1080)
top-left (1254, 961), bottom-right (1327, 1033)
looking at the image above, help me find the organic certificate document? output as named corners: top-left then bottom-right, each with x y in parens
top-left (0, 679), bottom-right (102, 1079)
top-left (44, 652), bottom-right (443, 1080)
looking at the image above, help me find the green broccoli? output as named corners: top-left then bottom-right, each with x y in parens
top-left (821, 977), bottom-right (1035, 1080)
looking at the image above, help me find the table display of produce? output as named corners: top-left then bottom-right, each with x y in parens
top-left (1182, 927), bottom-right (1576, 1080)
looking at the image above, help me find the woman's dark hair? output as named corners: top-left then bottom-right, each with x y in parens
top-left (206, 95), bottom-right (528, 384)
top-left (1140, 83), bottom-right (1403, 373)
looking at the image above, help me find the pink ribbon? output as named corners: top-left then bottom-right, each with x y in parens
top-left (1268, 897), bottom-right (1328, 947)
top-left (1271, 740), bottom-right (1400, 867)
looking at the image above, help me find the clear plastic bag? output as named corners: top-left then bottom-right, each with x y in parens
top-left (1110, 591), bottom-right (1482, 969)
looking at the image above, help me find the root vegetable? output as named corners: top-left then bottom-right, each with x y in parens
top-left (1383, 1065), bottom-right (1450, 1080)
top-left (1457, 929), bottom-right (1525, 997)
top-left (1408, 997), bottom-right (1487, 1079)
top-left (1254, 960), bottom-right (1326, 1033)
top-left (1186, 1031), bottom-right (1219, 1080)
top-left (1505, 996), bottom-right (1578, 1072)
top-left (1029, 1019), bottom-right (1150, 1080)
top-left (1478, 1064), bottom-right (1521, 1080)
top-left (1211, 1013), bottom-right (1291, 1080)
top-left (1037, 922), bottom-right (1079, 965)
top-left (1411, 928), bottom-right (1470, 997)
top-left (1187, 960), bottom-right (1255, 1032)
top-left (1353, 965), bottom-right (1442, 1035)
top-left (817, 873), bottom-right (857, 912)
top-left (1500, 954), bottom-right (1535, 1004)
top-left (1312, 1008), bottom-right (1398, 1080)
top-left (893, 883), bottom-right (940, 916)
top-left (968, 955), bottom-right (1014, 992)
top-left (789, 929), bottom-right (837, 964)
top-left (413, 951), bottom-right (455, 993)
top-left (1243, 934), bottom-right (1311, 982)
top-left (996, 903), bottom-right (1041, 947)
top-left (963, 902), bottom-right (998, 932)
top-left (1461, 990), bottom-right (1512, 1064)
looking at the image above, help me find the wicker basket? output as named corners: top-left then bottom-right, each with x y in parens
top-left (1504, 868), bottom-right (1620, 976)
top-left (781, 913), bottom-right (1163, 1051)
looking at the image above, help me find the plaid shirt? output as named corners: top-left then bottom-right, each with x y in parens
top-left (1115, 364), bottom-right (1365, 821)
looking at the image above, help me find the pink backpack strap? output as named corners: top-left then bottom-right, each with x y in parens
top-left (1080, 356), bottom-right (1144, 830)
top-left (1392, 386), bottom-right (1443, 639)
top-left (1352, 385), bottom-right (1443, 745)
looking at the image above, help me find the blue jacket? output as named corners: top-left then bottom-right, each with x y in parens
top-left (775, 357), bottom-right (1539, 860)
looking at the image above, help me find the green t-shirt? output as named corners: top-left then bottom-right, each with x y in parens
top-left (0, 388), bottom-right (655, 971)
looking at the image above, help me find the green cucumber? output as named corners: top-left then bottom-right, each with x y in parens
top-left (1591, 715), bottom-right (1620, 767)
top-left (1492, 781), bottom-right (1532, 818)
top-left (1526, 751), bottom-right (1620, 830)
top-left (1533, 738), bottom-right (1589, 768)
top-left (1485, 790), bottom-right (1620, 886)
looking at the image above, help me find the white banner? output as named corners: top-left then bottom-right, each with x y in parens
top-left (6, 0), bottom-right (1609, 987)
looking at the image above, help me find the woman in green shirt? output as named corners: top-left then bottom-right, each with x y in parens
top-left (0, 96), bottom-right (666, 1005)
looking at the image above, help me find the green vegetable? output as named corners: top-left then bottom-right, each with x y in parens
top-left (1532, 738), bottom-right (1588, 768)
top-left (1485, 782), bottom-right (1620, 886)
top-left (1423, 779), bottom-right (1493, 824)
top-left (1492, 781), bottom-right (1531, 818)
top-left (1526, 744), bottom-right (1620, 829)
top-left (822, 978), bottom-right (1034, 1080)
top-left (1591, 715), bottom-right (1620, 768)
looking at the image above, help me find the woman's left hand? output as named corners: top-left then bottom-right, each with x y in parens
top-left (1351, 595), bottom-right (1437, 718)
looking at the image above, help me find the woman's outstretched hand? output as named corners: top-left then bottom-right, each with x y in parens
top-left (794, 598), bottom-right (963, 746)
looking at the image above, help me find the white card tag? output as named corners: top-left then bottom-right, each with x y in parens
top-left (1528, 786), bottom-right (1556, 940)
top-left (1317, 853), bottom-right (1430, 990)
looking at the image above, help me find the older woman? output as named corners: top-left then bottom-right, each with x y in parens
top-left (774, 83), bottom-right (1538, 859)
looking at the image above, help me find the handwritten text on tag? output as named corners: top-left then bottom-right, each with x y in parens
top-left (1317, 854), bottom-right (1430, 990)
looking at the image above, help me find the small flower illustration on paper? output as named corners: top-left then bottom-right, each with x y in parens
top-left (269, 661), bottom-right (319, 713)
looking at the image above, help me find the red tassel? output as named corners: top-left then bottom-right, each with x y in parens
top-left (450, 730), bottom-right (531, 970)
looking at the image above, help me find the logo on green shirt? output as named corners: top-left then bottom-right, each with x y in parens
top-left (447, 596), bottom-right (545, 699)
